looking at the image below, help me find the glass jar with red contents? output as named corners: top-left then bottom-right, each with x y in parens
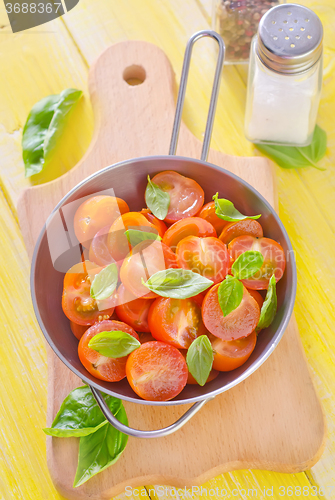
top-left (212, 0), bottom-right (285, 63)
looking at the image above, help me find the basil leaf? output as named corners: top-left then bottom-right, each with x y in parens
top-left (125, 228), bottom-right (161, 248)
top-left (90, 263), bottom-right (118, 301)
top-left (43, 386), bottom-right (121, 437)
top-left (256, 275), bottom-right (277, 333)
top-left (145, 175), bottom-right (170, 220)
top-left (231, 251), bottom-right (264, 280)
top-left (143, 268), bottom-right (212, 299)
top-left (213, 193), bottom-right (261, 222)
top-left (218, 275), bottom-right (243, 317)
top-left (22, 88), bottom-right (82, 177)
top-left (255, 125), bottom-right (327, 171)
top-left (73, 404), bottom-right (128, 487)
top-left (186, 336), bottom-right (214, 386)
top-left (88, 330), bottom-right (141, 358)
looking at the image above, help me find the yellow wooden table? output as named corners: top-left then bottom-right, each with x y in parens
top-left (0, 0), bottom-right (334, 499)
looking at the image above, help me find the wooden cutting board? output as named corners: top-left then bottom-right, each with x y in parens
top-left (17, 41), bottom-right (326, 500)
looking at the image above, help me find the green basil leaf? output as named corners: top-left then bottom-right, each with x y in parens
top-left (231, 251), bottom-right (264, 280)
top-left (43, 386), bottom-right (122, 437)
top-left (143, 268), bottom-right (212, 299)
top-left (90, 263), bottom-right (118, 301)
top-left (88, 330), bottom-right (141, 358)
top-left (213, 193), bottom-right (261, 222)
top-left (145, 175), bottom-right (170, 220)
top-left (73, 404), bottom-right (128, 487)
top-left (255, 125), bottom-right (327, 171)
top-left (125, 228), bottom-right (161, 248)
top-left (256, 275), bottom-right (277, 333)
top-left (218, 275), bottom-right (243, 317)
top-left (22, 88), bottom-right (82, 177)
top-left (186, 335), bottom-right (214, 386)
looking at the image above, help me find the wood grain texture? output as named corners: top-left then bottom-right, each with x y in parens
top-left (17, 40), bottom-right (326, 499)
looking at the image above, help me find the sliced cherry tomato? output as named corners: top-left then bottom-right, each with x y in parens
top-left (126, 341), bottom-right (188, 401)
top-left (78, 320), bottom-right (139, 382)
top-left (70, 321), bottom-right (88, 340)
top-left (150, 171), bottom-right (204, 224)
top-left (180, 350), bottom-right (219, 385)
top-left (247, 289), bottom-right (264, 310)
top-left (120, 240), bottom-right (177, 299)
top-left (89, 225), bottom-right (117, 266)
top-left (162, 217), bottom-right (217, 251)
top-left (211, 330), bottom-right (257, 371)
top-left (219, 219), bottom-right (263, 245)
top-left (202, 284), bottom-right (260, 340)
top-left (148, 296), bottom-right (207, 349)
top-left (114, 284), bottom-right (154, 332)
top-left (107, 212), bottom-right (156, 262)
top-left (228, 236), bottom-right (286, 290)
top-left (74, 196), bottom-right (129, 248)
top-left (176, 236), bottom-right (230, 284)
top-left (140, 209), bottom-right (167, 238)
top-left (197, 201), bottom-right (228, 234)
top-left (139, 332), bottom-right (156, 343)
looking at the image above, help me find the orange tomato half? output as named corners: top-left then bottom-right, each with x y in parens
top-left (211, 330), bottom-right (257, 371)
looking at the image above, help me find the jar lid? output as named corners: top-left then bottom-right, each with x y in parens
top-left (257, 3), bottom-right (323, 74)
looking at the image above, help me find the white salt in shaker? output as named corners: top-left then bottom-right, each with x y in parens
top-left (244, 3), bottom-right (323, 146)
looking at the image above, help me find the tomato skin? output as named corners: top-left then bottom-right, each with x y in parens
top-left (107, 212), bottom-right (156, 262)
top-left (140, 209), bottom-right (167, 238)
top-left (148, 296), bottom-right (207, 349)
top-left (62, 261), bottom-right (115, 326)
top-left (70, 321), bottom-right (88, 340)
top-left (219, 219), bottom-right (263, 245)
top-left (247, 289), bottom-right (264, 310)
top-left (89, 225), bottom-right (117, 267)
top-left (78, 320), bottom-right (139, 382)
top-left (202, 284), bottom-right (260, 340)
top-left (228, 236), bottom-right (286, 290)
top-left (176, 236), bottom-right (230, 284)
top-left (126, 341), bottom-right (188, 401)
top-left (151, 171), bottom-right (204, 224)
top-left (197, 201), bottom-right (228, 234)
top-left (211, 330), bottom-right (257, 371)
top-left (162, 217), bottom-right (217, 251)
top-left (114, 284), bottom-right (154, 333)
top-left (74, 196), bottom-right (129, 248)
top-left (120, 240), bottom-right (177, 299)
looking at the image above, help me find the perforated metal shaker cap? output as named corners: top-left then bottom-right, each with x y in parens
top-left (257, 3), bottom-right (323, 74)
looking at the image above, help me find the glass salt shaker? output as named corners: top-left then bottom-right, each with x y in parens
top-left (245, 3), bottom-right (323, 146)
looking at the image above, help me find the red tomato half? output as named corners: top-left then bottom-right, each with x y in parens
top-left (150, 171), bottom-right (204, 224)
top-left (197, 201), bottom-right (228, 234)
top-left (211, 330), bottom-right (257, 371)
top-left (70, 321), bottom-right (88, 340)
top-left (162, 217), bottom-right (217, 251)
top-left (114, 284), bottom-right (154, 333)
top-left (89, 225), bottom-right (117, 267)
top-left (148, 296), bottom-right (207, 349)
top-left (62, 261), bottom-right (115, 326)
top-left (247, 289), bottom-right (264, 310)
top-left (140, 209), bottom-right (167, 238)
top-left (74, 196), bottom-right (129, 248)
top-left (228, 236), bottom-right (286, 290)
top-left (120, 240), bottom-right (177, 299)
top-left (202, 284), bottom-right (260, 340)
top-left (219, 219), bottom-right (263, 245)
top-left (126, 341), bottom-right (188, 401)
top-left (176, 236), bottom-right (230, 284)
top-left (78, 320), bottom-right (139, 382)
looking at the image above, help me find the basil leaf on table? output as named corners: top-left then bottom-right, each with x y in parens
top-left (90, 263), bottom-right (118, 301)
top-left (73, 404), bottom-right (128, 487)
top-left (186, 336), bottom-right (214, 387)
top-left (22, 88), bottom-right (82, 177)
top-left (145, 175), bottom-right (170, 220)
top-left (231, 251), bottom-right (264, 280)
top-left (212, 193), bottom-right (261, 222)
top-left (43, 386), bottom-right (121, 437)
top-left (256, 275), bottom-right (277, 333)
top-left (143, 268), bottom-right (213, 299)
top-left (88, 330), bottom-right (141, 358)
top-left (218, 275), bottom-right (243, 317)
top-left (255, 125), bottom-right (327, 171)
top-left (125, 228), bottom-right (161, 247)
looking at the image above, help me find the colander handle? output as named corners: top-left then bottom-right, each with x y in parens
top-left (90, 386), bottom-right (214, 438)
top-left (169, 30), bottom-right (225, 162)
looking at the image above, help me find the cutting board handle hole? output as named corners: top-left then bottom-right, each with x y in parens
top-left (123, 65), bottom-right (146, 86)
